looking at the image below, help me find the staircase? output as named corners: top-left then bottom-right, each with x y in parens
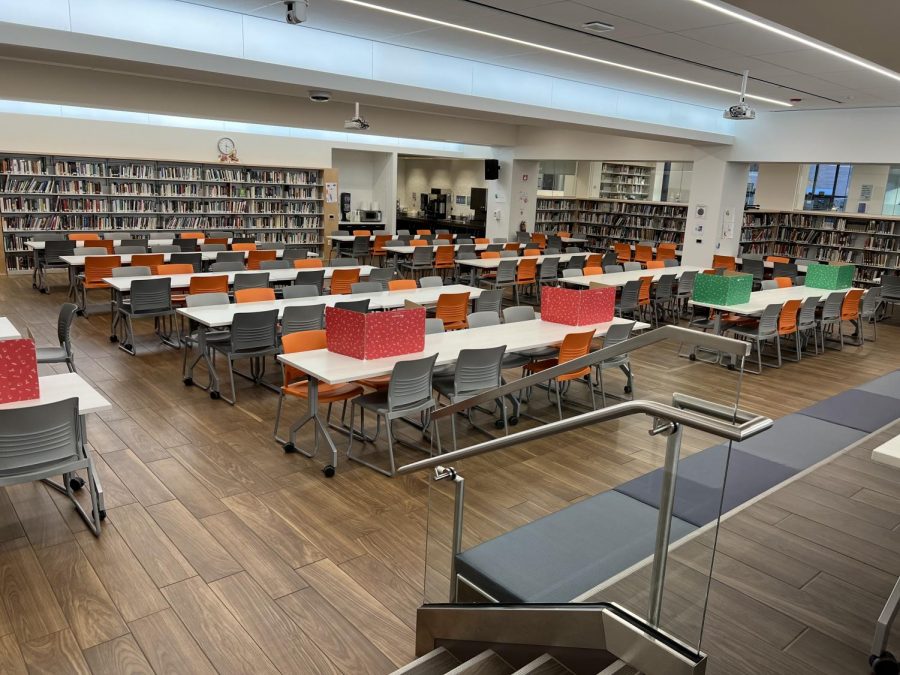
top-left (394, 646), bottom-right (635, 675)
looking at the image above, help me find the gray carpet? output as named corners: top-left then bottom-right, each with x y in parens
top-left (799, 389), bottom-right (900, 433)
top-left (856, 370), bottom-right (900, 401)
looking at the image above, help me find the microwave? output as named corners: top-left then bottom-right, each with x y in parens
top-left (357, 209), bottom-right (382, 223)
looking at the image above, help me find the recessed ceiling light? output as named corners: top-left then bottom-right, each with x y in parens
top-left (583, 21), bottom-right (615, 33)
top-left (685, 0), bottom-right (900, 84)
top-left (330, 0), bottom-right (791, 107)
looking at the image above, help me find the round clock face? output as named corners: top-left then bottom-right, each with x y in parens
top-left (218, 137), bottom-right (235, 155)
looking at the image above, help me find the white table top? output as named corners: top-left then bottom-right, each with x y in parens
top-left (102, 265), bottom-right (375, 291)
top-left (690, 285), bottom-right (853, 315)
top-left (176, 284), bottom-right (483, 328)
top-left (563, 265), bottom-right (706, 288)
top-left (871, 434), bottom-right (900, 470)
top-left (0, 373), bottom-right (111, 414)
top-left (279, 316), bottom-right (646, 385)
top-left (456, 252), bottom-right (582, 269)
top-left (0, 317), bottom-right (20, 339)
top-left (60, 249), bottom-right (288, 266)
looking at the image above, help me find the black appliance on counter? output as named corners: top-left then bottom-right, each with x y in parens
top-left (422, 188), bottom-right (450, 219)
top-left (340, 192), bottom-right (352, 221)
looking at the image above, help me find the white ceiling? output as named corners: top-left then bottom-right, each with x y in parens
top-left (184, 0), bottom-right (900, 110)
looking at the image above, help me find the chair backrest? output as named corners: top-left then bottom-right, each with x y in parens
top-left (435, 246), bottom-right (455, 266)
top-left (209, 261), bottom-right (245, 272)
top-left (425, 318), bottom-right (445, 334)
top-left (712, 255), bottom-right (736, 271)
top-left (583, 266), bottom-right (604, 276)
top-left (130, 277), bottom-right (173, 312)
top-left (232, 272), bottom-right (270, 292)
top-left (259, 260), bottom-right (291, 270)
top-left (112, 266), bottom-right (149, 277)
top-left (69, 233), bottom-right (100, 241)
top-left (419, 276), bottom-right (443, 288)
top-left (151, 245), bottom-right (181, 253)
top-left (742, 258), bottom-right (765, 280)
top-left (231, 309), bottom-right (279, 351)
top-left (499, 250), bottom-right (518, 258)
top-left (481, 251), bottom-right (500, 259)
top-left (516, 257), bottom-right (537, 282)
top-left (171, 252), bottom-right (203, 272)
top-left (367, 267), bottom-right (394, 290)
top-left (281, 304), bottom-right (325, 334)
top-left (232, 243), bottom-right (257, 252)
top-left (539, 256), bottom-right (560, 280)
top-left (774, 276), bottom-right (793, 288)
top-left (516, 232), bottom-right (530, 244)
top-left (435, 292), bottom-right (470, 326)
top-left (334, 299), bottom-right (370, 313)
top-left (457, 244), bottom-right (476, 256)
top-left (281, 285), bottom-right (319, 300)
top-left (657, 243), bottom-right (677, 260)
top-left (416, 229), bottom-right (431, 236)
top-left (557, 330), bottom-right (595, 379)
top-left (283, 248), bottom-right (312, 262)
top-left (351, 282), bottom-right (383, 294)
top-left (882, 275), bottom-right (900, 298)
top-left (295, 270), bottom-right (325, 294)
top-left (388, 279), bottom-right (418, 291)
top-left (565, 246), bottom-right (582, 254)
top-left (531, 232), bottom-right (547, 246)
top-left (235, 288), bottom-right (276, 304)
top-left (55, 303), bottom-right (78, 352)
top-left (247, 250), bottom-right (277, 270)
top-left (566, 255), bottom-right (585, 270)
top-left (216, 251), bottom-right (246, 263)
top-left (387, 354), bottom-right (438, 410)
top-left (157, 263), bottom-right (194, 275)
top-left (602, 321), bottom-right (634, 350)
top-left (645, 260), bottom-right (665, 270)
top-left (30, 232), bottom-right (65, 241)
top-left (778, 299), bottom-right (801, 334)
top-left (411, 246), bottom-right (433, 263)
top-left (604, 264), bottom-right (624, 274)
top-left (0, 397), bottom-right (81, 475)
top-left (495, 259), bottom-right (518, 283)
top-left (352, 230), bottom-right (371, 237)
top-left (523, 249), bottom-right (541, 257)
top-left (560, 269), bottom-right (582, 278)
top-left (453, 345), bottom-right (506, 396)
top-left (676, 270), bottom-right (697, 296)
top-left (503, 306), bottom-right (535, 323)
top-left (638, 276), bottom-right (652, 304)
top-left (486, 243), bottom-right (503, 252)
top-left (797, 296), bottom-right (819, 327)
top-left (623, 262), bottom-right (643, 272)
top-left (280, 330), bottom-right (327, 382)
top-left (663, 259), bottom-right (679, 268)
top-left (653, 274), bottom-right (676, 300)
top-left (614, 243), bottom-right (632, 261)
top-left (44, 240), bottom-right (76, 263)
top-left (862, 287), bottom-right (882, 315)
top-left (760, 280), bottom-right (778, 290)
top-left (175, 238), bottom-right (199, 252)
top-left (84, 256), bottom-right (121, 283)
top-left (397, 230), bottom-right (411, 236)
top-left (466, 311), bottom-right (501, 329)
top-left (125, 253), bottom-right (161, 273)
top-left (179, 231), bottom-right (204, 239)
top-left (756, 303), bottom-right (782, 337)
top-left (474, 289), bottom-right (503, 315)
top-left (204, 238), bottom-right (229, 247)
top-left (330, 268), bottom-right (361, 295)
top-left (207, 230), bottom-right (232, 239)
top-left (186, 292), bottom-right (230, 308)
top-left (373, 235), bottom-right (393, 253)
top-left (409, 239), bottom-right (427, 248)
top-left (293, 258), bottom-right (324, 269)
top-left (351, 236), bottom-right (370, 256)
top-left (189, 275), bottom-right (229, 295)
top-left (773, 262), bottom-right (798, 279)
top-left (841, 288), bottom-right (865, 320)
top-left (766, 256), bottom-right (789, 264)
top-left (619, 280), bottom-right (642, 310)
top-left (115, 246), bottom-right (147, 254)
top-left (457, 238), bottom-right (474, 245)
top-left (634, 245), bottom-right (653, 263)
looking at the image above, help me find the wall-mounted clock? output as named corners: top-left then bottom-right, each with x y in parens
top-left (217, 137), bottom-right (235, 156)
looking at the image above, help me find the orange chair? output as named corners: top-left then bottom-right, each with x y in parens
top-left (179, 232), bottom-right (204, 239)
top-left (583, 266), bottom-right (604, 276)
top-left (514, 258), bottom-right (538, 300)
top-left (778, 299), bottom-right (802, 362)
top-left (131, 253), bottom-right (164, 275)
top-left (774, 276), bottom-right (793, 288)
top-left (156, 264), bottom-right (194, 275)
top-left (294, 259), bottom-right (324, 269)
top-left (204, 237), bottom-right (228, 246)
top-left (523, 330), bottom-right (597, 418)
top-left (712, 255), bottom-right (736, 271)
top-left (235, 288), bottom-right (276, 303)
top-left (371, 234), bottom-right (393, 266)
top-left (433, 245), bottom-right (456, 278)
top-left (474, 238), bottom-right (490, 245)
top-left (352, 230), bottom-right (371, 237)
top-left (586, 254), bottom-right (603, 268)
top-left (840, 289), bottom-right (865, 347)
top-left (634, 245), bottom-right (653, 266)
top-left (481, 251), bottom-right (500, 259)
top-left (435, 292), bottom-right (470, 330)
top-left (388, 279), bottom-right (417, 291)
top-left (94, 240), bottom-right (115, 254)
top-left (330, 268), bottom-right (360, 295)
top-left (523, 248), bottom-right (541, 257)
top-left (69, 233), bottom-right (101, 241)
top-left (232, 243), bottom-right (257, 252)
top-left (274, 330), bottom-right (364, 444)
top-left (645, 261), bottom-right (665, 269)
top-left (638, 276), bottom-right (653, 319)
top-left (531, 232), bottom-right (547, 249)
top-left (78, 255), bottom-right (121, 313)
top-left (416, 229), bottom-right (431, 236)
top-left (557, 231), bottom-right (571, 239)
top-left (247, 250), bottom-right (277, 270)
top-left (409, 239), bottom-right (428, 247)
top-left (657, 243), bottom-right (677, 260)
top-left (614, 243), bottom-right (632, 263)
top-left (437, 233), bottom-right (454, 242)
top-left (504, 242), bottom-right (519, 252)
top-left (188, 275), bottom-right (229, 296)
top-left (766, 256), bottom-right (790, 264)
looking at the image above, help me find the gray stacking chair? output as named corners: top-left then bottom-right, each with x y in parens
top-left (602, 250), bottom-right (618, 268)
top-left (351, 282), bottom-right (383, 294)
top-left (209, 309), bottom-right (280, 405)
top-left (742, 258), bottom-right (765, 290)
top-left (283, 248), bottom-right (311, 262)
top-left (418, 275), bottom-right (443, 288)
top-left (36, 303), bottom-right (78, 372)
top-left (503, 306), bottom-right (556, 362)
top-left (544, 247), bottom-right (560, 255)
top-left (773, 261), bottom-right (798, 281)
top-left (561, 268), bottom-right (582, 278)
top-left (232, 272), bottom-right (269, 293)
top-left (367, 267), bottom-right (394, 290)
top-left (281, 285), bottom-right (319, 300)
top-left (151, 245), bottom-right (180, 253)
top-left (567, 256), bottom-right (586, 271)
top-left (39, 240), bottom-right (76, 292)
top-left (474, 289), bottom-right (503, 316)
top-left (349, 236), bottom-right (370, 263)
top-left (209, 261), bottom-right (244, 272)
top-left (175, 239), bottom-right (199, 252)
top-left (663, 258), bottom-right (679, 268)
top-left (171, 252), bottom-right (202, 272)
top-left (594, 321), bottom-right (635, 407)
top-left (728, 303), bottom-right (782, 373)
top-left (346, 354), bottom-right (440, 476)
top-left (77, 247), bottom-right (108, 256)
top-left (796, 296), bottom-right (820, 355)
top-left (332, 257), bottom-right (359, 267)
top-left (859, 287), bottom-right (883, 342)
top-left (116, 277), bottom-right (179, 356)
top-left (673, 270), bottom-right (698, 317)
top-left (200, 243), bottom-right (227, 252)
top-left (401, 247), bottom-right (434, 279)
top-left (818, 290), bottom-right (847, 350)
top-left (623, 262), bottom-right (642, 272)
top-left (216, 251), bottom-right (245, 263)
top-left (396, 229), bottom-right (410, 236)
top-left (492, 237), bottom-right (507, 244)
top-left (259, 260), bottom-right (291, 270)
top-left (480, 259), bottom-right (518, 301)
top-left (100, 232), bottom-right (120, 239)
top-left (281, 304), bottom-right (325, 334)
top-left (486, 243), bottom-right (504, 252)
top-left (114, 245), bottom-right (147, 254)
top-left (650, 274), bottom-right (677, 327)
top-left (616, 280), bottom-right (643, 320)
top-left (425, 318), bottom-right (445, 334)
top-left (295, 269), bottom-right (325, 294)
top-left (0, 398), bottom-right (103, 534)
top-left (207, 230), bottom-right (233, 239)
top-left (760, 280), bottom-right (778, 290)
top-left (548, 235), bottom-right (563, 250)
top-left (538, 256), bottom-right (560, 290)
top-left (182, 292), bottom-right (231, 387)
top-left (433, 345), bottom-right (508, 450)
top-left (516, 232), bottom-right (531, 245)
top-left (499, 250), bottom-right (518, 258)
top-left (257, 242), bottom-right (281, 250)
top-left (565, 246), bottom-right (581, 253)
top-left (457, 237), bottom-right (474, 245)
top-left (111, 267), bottom-right (150, 277)
top-left (466, 311), bottom-right (500, 328)
top-left (882, 275), bottom-right (900, 313)
top-left (334, 298), bottom-right (370, 312)
top-left (604, 264), bottom-right (624, 274)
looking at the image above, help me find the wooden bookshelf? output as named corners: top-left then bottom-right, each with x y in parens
top-left (740, 209), bottom-right (900, 285)
top-left (0, 153), bottom-right (327, 273)
top-left (535, 197), bottom-right (687, 251)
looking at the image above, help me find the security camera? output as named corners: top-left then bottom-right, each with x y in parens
top-left (284, 0), bottom-right (308, 25)
top-left (308, 90), bottom-right (331, 103)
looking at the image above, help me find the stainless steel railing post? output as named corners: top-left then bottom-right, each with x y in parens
top-left (648, 421), bottom-right (683, 627)
top-left (434, 466), bottom-right (466, 603)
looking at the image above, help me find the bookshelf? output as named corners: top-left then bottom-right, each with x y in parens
top-left (597, 162), bottom-right (653, 200)
top-left (0, 153), bottom-right (327, 273)
top-left (739, 209), bottom-right (900, 285)
top-left (534, 197), bottom-right (687, 251)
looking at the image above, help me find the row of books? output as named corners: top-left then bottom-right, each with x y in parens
top-left (0, 178), bottom-right (55, 193)
top-left (1, 158), bottom-right (45, 174)
top-left (578, 214), bottom-right (685, 230)
top-left (156, 202), bottom-right (321, 214)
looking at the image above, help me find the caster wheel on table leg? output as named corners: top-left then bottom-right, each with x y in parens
top-left (494, 419), bottom-right (506, 430)
top-left (69, 477), bottom-right (85, 491)
top-left (624, 385), bottom-right (633, 394)
top-left (282, 442), bottom-right (296, 453)
top-left (322, 465), bottom-right (336, 478)
top-left (688, 353), bottom-right (696, 361)
top-left (183, 377), bottom-right (193, 386)
top-left (109, 335), bottom-right (118, 343)
top-left (508, 416), bottom-right (519, 426)
top-left (870, 652), bottom-right (899, 675)
top-left (209, 391), bottom-right (220, 400)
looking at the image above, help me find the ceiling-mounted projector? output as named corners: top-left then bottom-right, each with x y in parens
top-left (724, 70), bottom-right (756, 120)
top-left (344, 102), bottom-right (370, 130)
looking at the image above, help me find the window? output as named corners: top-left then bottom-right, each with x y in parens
top-left (745, 163), bottom-right (759, 206)
top-left (803, 163), bottom-right (852, 211)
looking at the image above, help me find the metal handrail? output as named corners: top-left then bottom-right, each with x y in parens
top-left (430, 324), bottom-right (749, 419)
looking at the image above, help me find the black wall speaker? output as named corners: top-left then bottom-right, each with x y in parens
top-left (485, 159), bottom-right (500, 180)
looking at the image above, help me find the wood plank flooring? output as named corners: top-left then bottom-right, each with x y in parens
top-left (0, 272), bottom-right (899, 674)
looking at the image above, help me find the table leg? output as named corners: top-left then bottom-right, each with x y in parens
top-left (184, 324), bottom-right (221, 398)
top-left (109, 288), bottom-right (121, 343)
top-left (282, 376), bottom-right (340, 477)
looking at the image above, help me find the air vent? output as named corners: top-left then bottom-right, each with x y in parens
top-left (583, 21), bottom-right (615, 33)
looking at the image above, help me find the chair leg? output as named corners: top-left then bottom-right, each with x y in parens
top-left (385, 417), bottom-right (397, 477)
top-left (554, 380), bottom-right (563, 420)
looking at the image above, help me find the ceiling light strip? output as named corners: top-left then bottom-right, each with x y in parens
top-left (331, 0), bottom-right (792, 106)
top-left (686, 0), bottom-right (900, 84)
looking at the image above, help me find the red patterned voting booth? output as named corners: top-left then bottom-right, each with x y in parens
top-left (325, 306), bottom-right (426, 360)
top-left (541, 286), bottom-right (615, 326)
top-left (0, 338), bottom-right (40, 404)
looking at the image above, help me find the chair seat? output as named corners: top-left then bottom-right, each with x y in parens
top-left (524, 358), bottom-right (590, 381)
top-left (356, 375), bottom-right (391, 390)
top-left (35, 346), bottom-right (68, 363)
top-left (283, 381), bottom-right (363, 402)
top-left (729, 326), bottom-right (776, 339)
top-left (82, 280), bottom-right (110, 289)
top-left (442, 319), bottom-right (468, 331)
top-left (353, 390), bottom-right (433, 415)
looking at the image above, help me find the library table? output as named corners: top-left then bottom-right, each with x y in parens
top-left (0, 316), bottom-right (20, 339)
top-left (561, 266), bottom-right (706, 288)
top-left (279, 316), bottom-right (644, 476)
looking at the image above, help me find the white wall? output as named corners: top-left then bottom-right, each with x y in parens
top-left (683, 156), bottom-right (750, 266)
top-left (397, 158), bottom-right (486, 218)
top-left (754, 163), bottom-right (805, 210)
top-left (847, 164), bottom-right (890, 216)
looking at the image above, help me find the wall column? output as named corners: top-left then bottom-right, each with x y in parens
top-left (682, 153), bottom-right (749, 266)
top-left (485, 152), bottom-right (538, 239)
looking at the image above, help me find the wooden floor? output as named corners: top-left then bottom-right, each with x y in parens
top-left (0, 272), bottom-right (898, 675)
